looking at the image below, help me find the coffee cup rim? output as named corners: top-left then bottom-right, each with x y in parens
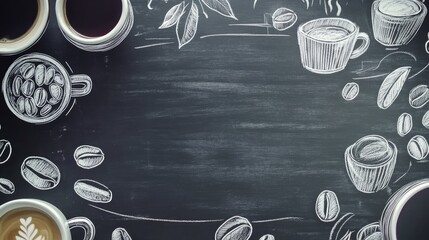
top-left (298, 17), bottom-right (358, 43)
top-left (0, 0), bottom-right (49, 55)
top-left (375, 0), bottom-right (424, 18)
top-left (347, 139), bottom-right (396, 168)
top-left (387, 179), bottom-right (429, 240)
top-left (55, 0), bottom-right (129, 45)
top-left (0, 198), bottom-right (71, 240)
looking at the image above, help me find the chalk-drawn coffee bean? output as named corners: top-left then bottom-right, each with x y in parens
top-left (44, 67), bottom-right (55, 85)
top-left (409, 84), bottom-right (429, 108)
top-left (54, 73), bottom-right (65, 86)
top-left (271, 7), bottom-right (297, 31)
top-left (342, 82), bottom-right (359, 101)
top-left (40, 104), bottom-right (52, 117)
top-left (397, 113), bottom-right (412, 137)
top-left (315, 190), bottom-right (340, 222)
top-left (16, 97), bottom-right (25, 113)
top-left (74, 145), bottom-right (105, 169)
top-left (0, 139), bottom-right (12, 164)
top-left (35, 64), bottom-right (46, 86)
top-left (48, 97), bottom-right (61, 105)
top-left (377, 66), bottom-right (410, 109)
top-left (74, 179), bottom-right (113, 203)
top-left (12, 76), bottom-right (22, 97)
top-left (259, 234), bottom-right (275, 240)
top-left (422, 110), bottom-right (429, 129)
top-left (24, 97), bottom-right (37, 116)
top-left (21, 79), bottom-right (35, 97)
top-left (21, 156), bottom-right (61, 190)
top-left (356, 222), bottom-right (382, 240)
top-left (215, 216), bottom-right (253, 240)
top-left (34, 88), bottom-right (48, 108)
top-left (407, 135), bottom-right (429, 161)
top-left (0, 178), bottom-right (15, 194)
top-left (20, 63), bottom-right (35, 79)
top-left (112, 227), bottom-right (132, 240)
top-left (49, 84), bottom-right (63, 101)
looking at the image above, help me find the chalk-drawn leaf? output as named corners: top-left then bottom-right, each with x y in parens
top-left (176, 1), bottom-right (199, 49)
top-left (201, 0), bottom-right (237, 20)
top-left (159, 1), bottom-right (186, 29)
top-left (377, 66), bottom-right (411, 109)
top-left (253, 0), bottom-right (257, 9)
top-left (339, 230), bottom-right (353, 240)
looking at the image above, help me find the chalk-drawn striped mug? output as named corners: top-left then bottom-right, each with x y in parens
top-left (55, 0), bottom-right (134, 52)
top-left (345, 135), bottom-right (397, 193)
top-left (297, 18), bottom-right (370, 74)
top-left (0, 0), bottom-right (49, 55)
top-left (0, 199), bottom-right (95, 240)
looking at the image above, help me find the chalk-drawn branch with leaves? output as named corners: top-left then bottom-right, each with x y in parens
top-left (159, 0), bottom-right (238, 49)
top-left (16, 217), bottom-right (46, 240)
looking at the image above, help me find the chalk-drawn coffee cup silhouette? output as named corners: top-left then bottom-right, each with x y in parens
top-left (0, 0), bottom-right (49, 55)
top-left (2, 53), bottom-right (92, 124)
top-left (297, 18), bottom-right (370, 74)
top-left (55, 0), bottom-right (134, 52)
top-left (345, 135), bottom-right (397, 193)
top-left (381, 178), bottom-right (429, 240)
top-left (0, 199), bottom-right (95, 240)
top-left (372, 0), bottom-right (427, 47)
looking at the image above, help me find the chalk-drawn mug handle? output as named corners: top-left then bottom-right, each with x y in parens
top-left (70, 74), bottom-right (93, 98)
top-left (350, 32), bottom-right (370, 59)
top-left (68, 217), bottom-right (96, 240)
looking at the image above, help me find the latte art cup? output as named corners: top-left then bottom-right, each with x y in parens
top-left (0, 0), bottom-right (49, 55)
top-left (297, 18), bottom-right (370, 74)
top-left (0, 199), bottom-right (95, 240)
top-left (345, 135), bottom-right (397, 193)
top-left (55, 0), bottom-right (134, 52)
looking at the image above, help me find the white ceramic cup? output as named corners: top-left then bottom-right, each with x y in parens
top-left (55, 0), bottom-right (134, 52)
top-left (0, 199), bottom-right (95, 240)
top-left (0, 0), bottom-right (49, 55)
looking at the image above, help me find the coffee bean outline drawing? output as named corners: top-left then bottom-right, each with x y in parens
top-left (407, 135), bottom-right (429, 161)
top-left (397, 113), bottom-right (412, 137)
top-left (215, 216), bottom-right (253, 240)
top-left (74, 145), bottom-right (105, 169)
top-left (315, 190), bottom-right (340, 222)
top-left (0, 178), bottom-right (15, 194)
top-left (74, 179), bottom-right (113, 203)
top-left (342, 82), bottom-right (359, 101)
top-left (21, 156), bottom-right (61, 190)
top-left (0, 139), bottom-right (12, 164)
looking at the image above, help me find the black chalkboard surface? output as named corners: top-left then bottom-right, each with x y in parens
top-left (1, 0), bottom-right (429, 239)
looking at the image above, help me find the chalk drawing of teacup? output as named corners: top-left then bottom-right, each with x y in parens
top-left (345, 135), bottom-right (397, 193)
top-left (297, 18), bottom-right (370, 74)
top-left (372, 0), bottom-right (427, 47)
top-left (2, 53), bottom-right (92, 124)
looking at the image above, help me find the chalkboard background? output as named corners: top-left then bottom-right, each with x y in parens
top-left (1, 0), bottom-right (429, 239)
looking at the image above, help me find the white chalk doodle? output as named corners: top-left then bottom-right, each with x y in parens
top-left (407, 135), bottom-right (429, 161)
top-left (67, 217), bottom-right (96, 240)
top-left (339, 230), bottom-right (353, 240)
top-left (426, 32), bottom-right (429, 53)
top-left (159, 2), bottom-right (186, 29)
top-left (201, 0), bottom-right (237, 20)
top-left (357, 222), bottom-right (382, 240)
top-left (74, 179), bottom-right (113, 203)
top-left (200, 33), bottom-right (290, 39)
top-left (397, 113), bottom-right (412, 137)
top-left (409, 62), bottom-right (429, 79)
top-left (409, 84), bottom-right (429, 108)
top-left (21, 156), bottom-right (61, 190)
top-left (372, 0), bottom-right (427, 46)
top-left (422, 110), bottom-right (429, 129)
top-left (16, 217), bottom-right (46, 240)
top-left (259, 234), bottom-right (274, 240)
top-left (301, 0), bottom-right (343, 16)
top-left (0, 139), bottom-right (12, 164)
top-left (215, 216), bottom-right (252, 240)
top-left (0, 178), bottom-right (15, 194)
top-left (74, 145), bottom-right (105, 169)
top-left (315, 190), bottom-right (340, 222)
top-left (176, 1), bottom-right (199, 49)
top-left (353, 73), bottom-right (388, 80)
top-left (2, 53), bottom-right (92, 124)
top-left (112, 228), bottom-right (132, 240)
top-left (393, 161), bottom-right (412, 184)
top-left (298, 18), bottom-right (370, 74)
top-left (353, 51), bottom-right (416, 75)
top-left (342, 82), bottom-right (359, 101)
top-left (329, 213), bottom-right (354, 240)
top-left (271, 8), bottom-right (297, 31)
top-left (377, 66), bottom-right (411, 109)
top-left (134, 42), bottom-right (175, 49)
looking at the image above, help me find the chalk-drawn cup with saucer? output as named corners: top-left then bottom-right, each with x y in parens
top-left (372, 0), bottom-right (427, 46)
top-left (297, 18), bottom-right (370, 74)
top-left (55, 0), bottom-right (134, 52)
top-left (380, 178), bottom-right (429, 240)
top-left (345, 135), bottom-right (397, 193)
top-left (0, 0), bottom-right (49, 55)
top-left (0, 199), bottom-right (95, 240)
top-left (2, 53), bottom-right (92, 124)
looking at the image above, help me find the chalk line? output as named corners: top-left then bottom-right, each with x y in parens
top-left (135, 42), bottom-right (174, 49)
top-left (65, 99), bottom-right (76, 116)
top-left (409, 62), bottom-right (429, 79)
top-left (65, 61), bottom-right (74, 73)
top-left (353, 73), bottom-right (388, 80)
top-left (200, 33), bottom-right (290, 39)
top-left (393, 161), bottom-right (412, 184)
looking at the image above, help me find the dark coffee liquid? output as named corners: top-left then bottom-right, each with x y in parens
top-left (397, 188), bottom-right (429, 239)
top-left (66, 0), bottom-right (123, 37)
top-left (0, 0), bottom-right (38, 40)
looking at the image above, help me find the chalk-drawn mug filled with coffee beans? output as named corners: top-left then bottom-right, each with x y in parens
top-left (2, 53), bottom-right (92, 124)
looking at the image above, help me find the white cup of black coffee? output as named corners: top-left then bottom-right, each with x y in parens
top-left (55, 0), bottom-right (134, 52)
top-left (0, 0), bottom-right (49, 55)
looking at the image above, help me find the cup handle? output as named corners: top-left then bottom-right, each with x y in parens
top-left (350, 32), bottom-right (370, 59)
top-left (67, 217), bottom-right (96, 240)
top-left (71, 74), bottom-right (92, 98)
